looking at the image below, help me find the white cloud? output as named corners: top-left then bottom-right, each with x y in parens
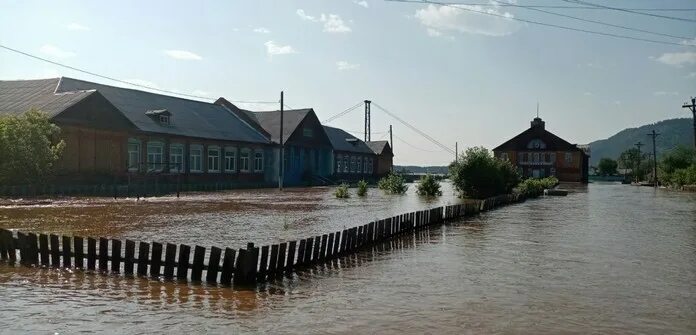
top-left (67, 22), bottom-right (89, 31)
top-left (297, 9), bottom-right (318, 22)
top-left (264, 41), bottom-right (297, 56)
top-left (336, 61), bottom-right (360, 71)
top-left (321, 14), bottom-right (351, 33)
top-left (681, 38), bottom-right (696, 46)
top-left (39, 44), bottom-right (76, 58)
top-left (414, 4), bottom-right (521, 37)
top-left (354, 1), bottom-right (369, 8)
top-left (654, 52), bottom-right (696, 67)
top-left (583, 92), bottom-right (593, 96)
top-left (253, 27), bottom-right (271, 34)
top-left (427, 28), bottom-right (443, 37)
top-left (163, 49), bottom-right (203, 60)
top-left (687, 72), bottom-right (696, 79)
top-left (654, 91), bottom-right (679, 96)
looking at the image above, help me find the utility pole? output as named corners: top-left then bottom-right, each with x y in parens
top-left (389, 125), bottom-right (393, 172)
top-left (279, 91), bottom-right (284, 191)
top-left (455, 142), bottom-right (458, 161)
top-left (647, 130), bottom-right (660, 187)
top-left (683, 97), bottom-right (696, 149)
top-left (635, 141), bottom-right (644, 182)
top-left (364, 100), bottom-right (371, 142)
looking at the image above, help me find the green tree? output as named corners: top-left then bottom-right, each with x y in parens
top-left (357, 179), bottom-right (368, 197)
top-left (597, 157), bottom-right (618, 176)
top-left (618, 148), bottom-right (647, 181)
top-left (416, 174), bottom-right (442, 197)
top-left (449, 147), bottom-right (520, 199)
top-left (378, 173), bottom-right (408, 194)
top-left (660, 146), bottom-right (695, 174)
top-left (0, 109), bottom-right (65, 185)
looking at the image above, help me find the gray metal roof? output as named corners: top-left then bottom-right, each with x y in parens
top-left (252, 109), bottom-right (313, 144)
top-left (366, 141), bottom-right (391, 155)
top-left (54, 77), bottom-right (270, 143)
top-left (0, 78), bottom-right (94, 117)
top-left (323, 126), bottom-right (374, 154)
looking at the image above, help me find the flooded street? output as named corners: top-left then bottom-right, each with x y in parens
top-left (1, 183), bottom-right (695, 334)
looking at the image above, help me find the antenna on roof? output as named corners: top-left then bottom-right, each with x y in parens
top-left (536, 101), bottom-right (539, 118)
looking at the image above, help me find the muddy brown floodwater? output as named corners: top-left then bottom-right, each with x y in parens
top-left (1, 183), bottom-right (695, 334)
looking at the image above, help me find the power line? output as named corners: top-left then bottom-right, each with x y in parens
top-left (394, 133), bottom-right (446, 152)
top-left (386, 0), bottom-right (695, 47)
top-left (323, 101), bottom-right (364, 123)
top-left (492, 0), bottom-right (693, 40)
top-left (371, 102), bottom-right (455, 155)
top-left (0, 44), bottom-right (279, 104)
top-left (561, 0), bottom-right (696, 23)
top-left (410, 2), bottom-right (696, 12)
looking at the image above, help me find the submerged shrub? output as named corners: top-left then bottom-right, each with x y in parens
top-left (517, 176), bottom-right (559, 197)
top-left (335, 183), bottom-right (350, 198)
top-left (449, 147), bottom-right (520, 199)
top-left (378, 173), bottom-right (408, 194)
top-left (357, 179), bottom-right (368, 197)
top-left (416, 174), bottom-right (442, 197)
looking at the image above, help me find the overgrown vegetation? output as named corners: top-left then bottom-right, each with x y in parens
top-left (416, 173), bottom-right (442, 197)
top-left (449, 147), bottom-right (520, 199)
top-left (618, 148), bottom-right (648, 181)
top-left (0, 109), bottom-right (65, 185)
top-left (517, 176), bottom-right (559, 197)
top-left (377, 173), bottom-right (408, 194)
top-left (597, 157), bottom-right (618, 176)
top-left (659, 146), bottom-right (696, 187)
top-left (357, 179), bottom-right (368, 197)
top-left (334, 183), bottom-right (350, 198)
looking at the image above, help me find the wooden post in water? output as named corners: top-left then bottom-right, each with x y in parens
top-left (190, 246), bottom-right (205, 282)
top-left (258, 245), bottom-right (269, 281)
top-left (62, 235), bottom-right (72, 268)
top-left (87, 237), bottom-right (96, 270)
top-left (124, 240), bottom-right (135, 275)
top-left (286, 241), bottom-right (297, 270)
top-left (74, 236), bottom-right (84, 269)
top-left (150, 242), bottom-right (163, 278)
top-left (99, 238), bottom-right (109, 272)
top-left (277, 242), bottom-right (287, 273)
top-left (207, 246), bottom-right (222, 283)
top-left (219, 248), bottom-right (236, 286)
top-left (111, 239), bottom-right (122, 273)
top-left (177, 244), bottom-right (191, 280)
top-left (163, 243), bottom-right (176, 279)
top-left (269, 244), bottom-right (279, 275)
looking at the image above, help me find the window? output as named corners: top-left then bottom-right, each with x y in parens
top-left (500, 152), bottom-right (508, 161)
top-left (520, 152), bottom-right (527, 163)
top-left (190, 144), bottom-right (203, 172)
top-left (550, 152), bottom-right (556, 163)
top-left (350, 156), bottom-right (356, 173)
top-left (240, 149), bottom-right (250, 172)
top-left (127, 138), bottom-right (140, 172)
top-left (303, 128), bottom-right (313, 137)
top-left (254, 151), bottom-right (264, 172)
top-left (565, 152), bottom-right (573, 165)
top-left (363, 157), bottom-right (369, 173)
top-left (533, 153), bottom-right (539, 163)
top-left (224, 147), bottom-right (236, 172)
top-left (336, 154), bottom-right (342, 173)
top-left (367, 158), bottom-right (373, 174)
top-left (343, 156), bottom-right (349, 173)
top-left (159, 115), bottom-right (170, 125)
top-left (147, 141), bottom-right (163, 171)
top-left (357, 157), bottom-right (363, 174)
top-left (170, 144), bottom-right (184, 173)
top-left (207, 146), bottom-right (220, 172)
top-left (527, 139), bottom-right (546, 149)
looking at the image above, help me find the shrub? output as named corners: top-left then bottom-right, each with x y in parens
top-left (334, 183), bottom-right (350, 198)
top-left (357, 179), bottom-right (368, 197)
top-left (416, 174), bottom-right (442, 196)
top-left (517, 176), bottom-right (559, 197)
top-left (378, 173), bottom-right (408, 194)
top-left (0, 109), bottom-right (65, 185)
top-left (669, 165), bottom-right (696, 187)
top-left (449, 147), bottom-right (520, 199)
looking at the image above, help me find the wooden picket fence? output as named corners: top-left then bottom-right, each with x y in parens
top-left (0, 192), bottom-right (531, 287)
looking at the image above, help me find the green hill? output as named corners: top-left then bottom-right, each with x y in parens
top-left (589, 118), bottom-right (692, 166)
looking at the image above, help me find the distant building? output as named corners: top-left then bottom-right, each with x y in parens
top-left (493, 117), bottom-right (589, 183)
top-left (0, 78), bottom-right (273, 185)
top-left (216, 98), bottom-right (334, 186)
top-left (323, 126), bottom-right (377, 181)
top-left (366, 141), bottom-right (394, 177)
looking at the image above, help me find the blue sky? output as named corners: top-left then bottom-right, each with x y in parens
top-left (1, 0), bottom-right (695, 165)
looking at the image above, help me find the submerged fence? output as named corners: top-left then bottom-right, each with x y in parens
top-left (0, 192), bottom-right (532, 287)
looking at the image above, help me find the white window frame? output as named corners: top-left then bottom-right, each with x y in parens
top-left (565, 152), bottom-right (573, 166)
top-left (357, 156), bottom-right (362, 174)
top-left (254, 150), bottom-right (264, 172)
top-left (533, 152), bottom-right (540, 163)
top-left (127, 138), bottom-right (141, 172)
top-left (501, 152), bottom-right (508, 161)
top-left (350, 156), bottom-right (356, 173)
top-left (336, 154), bottom-right (342, 173)
top-left (240, 149), bottom-right (250, 172)
top-left (367, 158), bottom-right (373, 174)
top-left (207, 146), bottom-right (221, 173)
top-left (147, 141), bottom-right (164, 172)
top-left (159, 115), bottom-right (170, 125)
top-left (169, 143), bottom-right (184, 173)
top-left (343, 156), bottom-right (349, 173)
top-left (190, 144), bottom-right (203, 173)
top-left (224, 147), bottom-right (237, 172)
